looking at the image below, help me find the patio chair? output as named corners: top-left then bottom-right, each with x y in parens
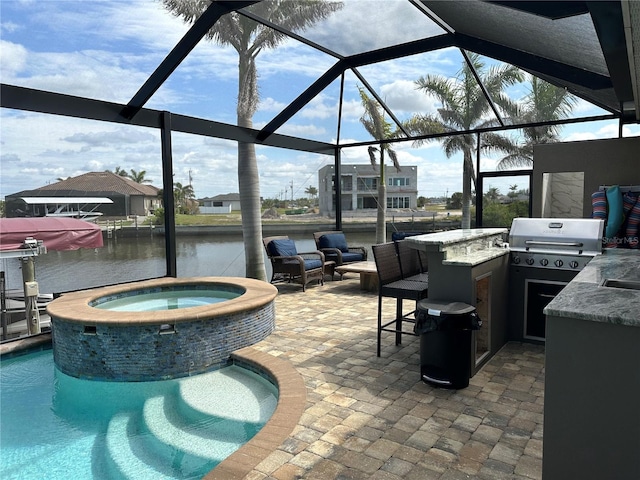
top-left (395, 239), bottom-right (429, 284)
top-left (312, 231), bottom-right (367, 267)
top-left (263, 236), bottom-right (326, 291)
top-left (372, 242), bottom-right (429, 357)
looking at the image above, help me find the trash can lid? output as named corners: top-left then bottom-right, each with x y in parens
top-left (417, 299), bottom-right (475, 316)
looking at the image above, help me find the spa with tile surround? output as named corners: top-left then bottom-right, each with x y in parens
top-left (46, 277), bottom-right (278, 381)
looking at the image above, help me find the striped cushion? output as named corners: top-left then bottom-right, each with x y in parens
top-left (591, 191), bottom-right (607, 219)
top-left (625, 197), bottom-right (640, 249)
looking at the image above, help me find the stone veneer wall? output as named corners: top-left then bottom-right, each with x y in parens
top-left (51, 302), bottom-right (275, 381)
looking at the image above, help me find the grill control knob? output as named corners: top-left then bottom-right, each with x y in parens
top-left (512, 255), bottom-right (520, 264)
top-left (540, 258), bottom-right (549, 266)
top-left (569, 260), bottom-right (579, 269)
top-left (555, 259), bottom-right (564, 268)
top-left (526, 257), bottom-right (535, 265)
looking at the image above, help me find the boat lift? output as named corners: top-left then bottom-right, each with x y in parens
top-left (0, 217), bottom-right (104, 340)
top-left (0, 238), bottom-right (47, 339)
top-left (19, 196), bottom-right (113, 222)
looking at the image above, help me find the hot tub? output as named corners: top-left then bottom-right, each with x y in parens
top-left (47, 277), bottom-right (278, 381)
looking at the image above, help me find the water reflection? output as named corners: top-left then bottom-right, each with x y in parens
top-left (2, 232), bottom-right (377, 294)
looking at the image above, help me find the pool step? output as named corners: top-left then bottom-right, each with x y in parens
top-left (103, 367), bottom-right (278, 478)
top-left (177, 365), bottom-right (277, 424)
top-left (143, 395), bottom-right (242, 461)
top-left (105, 411), bottom-right (178, 480)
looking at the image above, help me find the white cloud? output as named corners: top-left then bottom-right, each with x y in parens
top-left (258, 97), bottom-right (288, 113)
top-left (380, 79), bottom-right (436, 114)
top-left (277, 123), bottom-right (327, 138)
top-left (0, 40), bottom-right (28, 79)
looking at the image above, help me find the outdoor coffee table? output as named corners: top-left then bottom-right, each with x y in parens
top-left (334, 261), bottom-right (379, 291)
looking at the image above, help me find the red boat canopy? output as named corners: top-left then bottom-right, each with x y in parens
top-left (0, 217), bottom-right (104, 251)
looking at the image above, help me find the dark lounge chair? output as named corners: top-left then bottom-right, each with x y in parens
top-left (312, 231), bottom-right (367, 267)
top-left (263, 236), bottom-right (325, 291)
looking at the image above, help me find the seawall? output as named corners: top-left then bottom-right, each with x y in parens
top-left (109, 219), bottom-right (462, 238)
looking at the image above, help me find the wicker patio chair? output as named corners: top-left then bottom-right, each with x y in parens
top-left (372, 242), bottom-right (429, 357)
top-left (312, 231), bottom-right (367, 267)
top-left (395, 239), bottom-right (429, 284)
top-left (263, 236), bottom-right (325, 291)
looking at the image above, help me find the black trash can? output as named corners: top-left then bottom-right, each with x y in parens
top-left (415, 299), bottom-right (482, 389)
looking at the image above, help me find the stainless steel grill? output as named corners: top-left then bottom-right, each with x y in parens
top-left (508, 218), bottom-right (604, 342)
top-left (509, 218), bottom-right (604, 272)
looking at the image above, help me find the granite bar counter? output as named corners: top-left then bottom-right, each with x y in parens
top-left (542, 249), bottom-right (640, 480)
top-left (405, 228), bottom-right (508, 266)
top-left (405, 228), bottom-right (510, 373)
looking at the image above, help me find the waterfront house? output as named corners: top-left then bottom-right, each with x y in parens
top-left (198, 193), bottom-right (242, 214)
top-left (5, 171), bottom-right (161, 219)
top-left (318, 164), bottom-right (419, 216)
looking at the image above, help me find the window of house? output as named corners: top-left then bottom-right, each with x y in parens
top-left (389, 177), bottom-right (410, 186)
top-left (341, 175), bottom-right (353, 191)
top-left (387, 196), bottom-right (410, 208)
top-left (358, 178), bottom-right (378, 191)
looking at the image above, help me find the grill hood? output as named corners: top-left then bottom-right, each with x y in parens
top-left (509, 218), bottom-right (604, 256)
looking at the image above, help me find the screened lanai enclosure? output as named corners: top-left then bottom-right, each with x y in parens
top-left (1, 0), bottom-right (639, 286)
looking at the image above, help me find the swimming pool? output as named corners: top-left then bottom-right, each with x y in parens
top-left (0, 349), bottom-right (278, 480)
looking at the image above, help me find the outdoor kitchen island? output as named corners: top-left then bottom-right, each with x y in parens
top-left (542, 249), bottom-right (640, 480)
top-left (405, 228), bottom-right (510, 375)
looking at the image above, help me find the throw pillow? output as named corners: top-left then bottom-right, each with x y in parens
top-left (605, 185), bottom-right (624, 242)
top-left (591, 190), bottom-right (607, 220)
top-left (625, 197), bottom-right (640, 249)
top-left (269, 238), bottom-right (297, 257)
top-left (319, 233), bottom-right (349, 253)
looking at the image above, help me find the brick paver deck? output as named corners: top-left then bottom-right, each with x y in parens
top-left (242, 276), bottom-right (545, 479)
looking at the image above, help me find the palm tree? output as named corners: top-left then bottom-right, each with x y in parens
top-left (358, 87), bottom-right (401, 244)
top-left (163, 0), bottom-right (342, 280)
top-left (128, 169), bottom-right (152, 184)
top-left (304, 185), bottom-right (317, 201)
top-left (173, 181), bottom-right (195, 213)
top-left (405, 52), bottom-right (523, 228)
top-left (496, 75), bottom-right (577, 170)
top-left (107, 166), bottom-right (129, 177)
top-left (485, 186), bottom-right (500, 203)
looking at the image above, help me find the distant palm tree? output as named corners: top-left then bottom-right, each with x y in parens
top-left (304, 185), bottom-right (317, 199)
top-left (358, 87), bottom-right (401, 244)
top-left (108, 166), bottom-right (129, 177)
top-left (496, 75), bottom-right (577, 170)
top-left (163, 0), bottom-right (343, 280)
top-left (173, 181), bottom-right (194, 206)
top-left (128, 169), bottom-right (152, 184)
top-left (405, 52), bottom-right (523, 228)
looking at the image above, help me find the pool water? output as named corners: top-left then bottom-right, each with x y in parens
top-left (94, 289), bottom-right (241, 312)
top-left (0, 349), bottom-right (278, 479)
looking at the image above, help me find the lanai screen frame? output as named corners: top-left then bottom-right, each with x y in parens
top-left (1, 0), bottom-right (634, 279)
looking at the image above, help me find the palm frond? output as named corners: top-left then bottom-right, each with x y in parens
top-left (367, 146), bottom-right (379, 169)
top-left (388, 149), bottom-right (401, 172)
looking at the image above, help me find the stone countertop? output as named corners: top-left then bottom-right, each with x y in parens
top-left (406, 228), bottom-right (509, 266)
top-left (442, 247), bottom-right (510, 266)
top-left (406, 228), bottom-right (508, 249)
top-left (544, 249), bottom-right (640, 327)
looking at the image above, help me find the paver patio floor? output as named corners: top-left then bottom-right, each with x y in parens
top-left (247, 275), bottom-right (545, 479)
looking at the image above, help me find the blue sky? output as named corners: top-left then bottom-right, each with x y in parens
top-left (1, 0), bottom-right (638, 203)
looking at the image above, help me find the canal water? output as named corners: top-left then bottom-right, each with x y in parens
top-left (1, 232), bottom-right (378, 295)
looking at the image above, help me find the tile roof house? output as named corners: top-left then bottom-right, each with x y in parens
top-left (5, 171), bottom-right (161, 218)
